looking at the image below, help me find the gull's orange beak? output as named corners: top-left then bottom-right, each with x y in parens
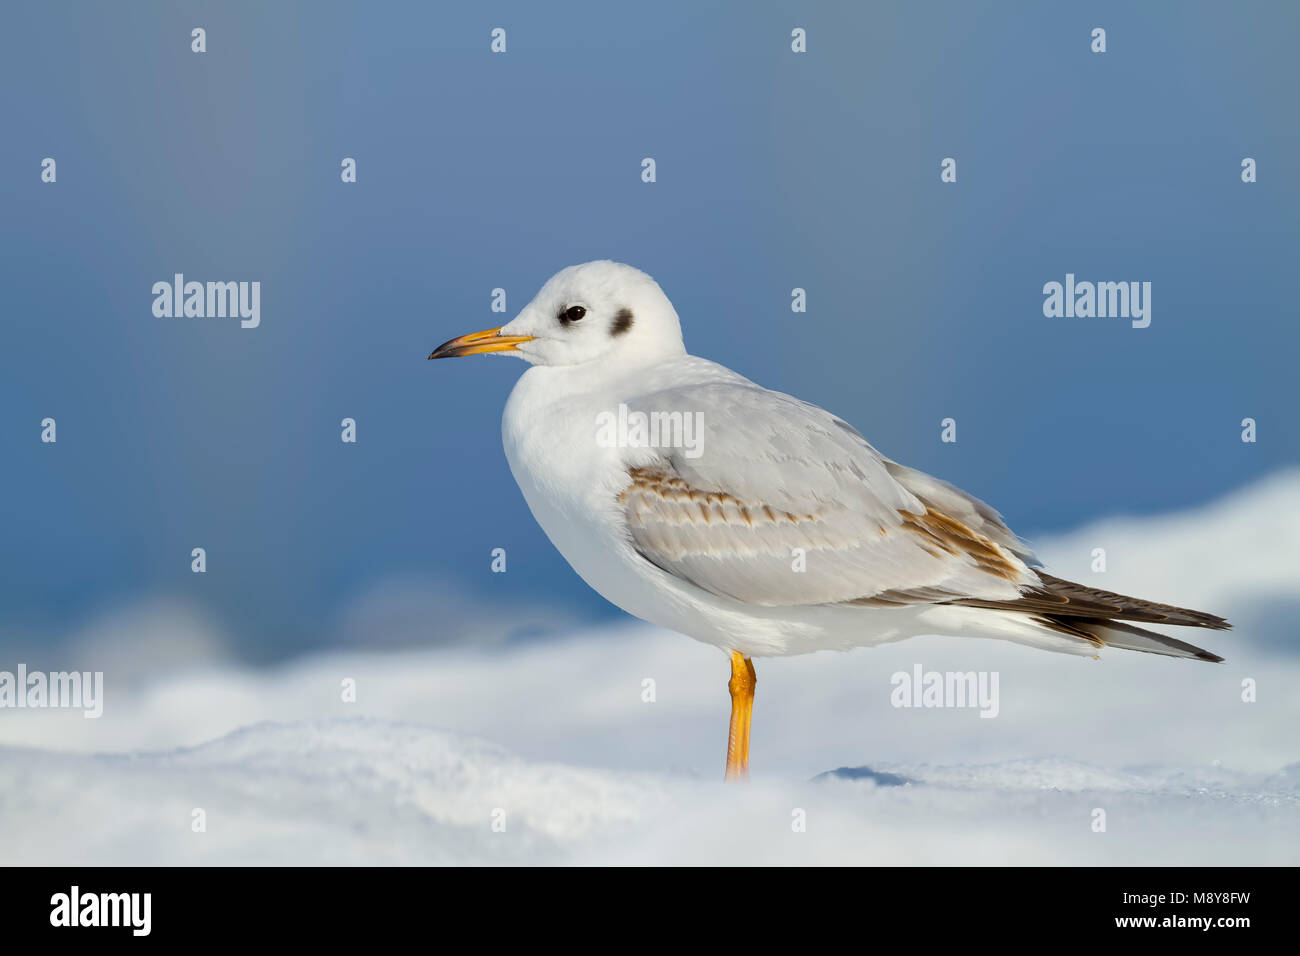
top-left (428, 326), bottom-right (535, 360)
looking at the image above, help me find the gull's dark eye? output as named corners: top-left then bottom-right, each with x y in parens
top-left (559, 305), bottom-right (587, 325)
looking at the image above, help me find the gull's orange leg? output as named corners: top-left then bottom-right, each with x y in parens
top-left (724, 652), bottom-right (757, 781)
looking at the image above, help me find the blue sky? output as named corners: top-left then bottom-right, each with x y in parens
top-left (2, 1), bottom-right (1296, 661)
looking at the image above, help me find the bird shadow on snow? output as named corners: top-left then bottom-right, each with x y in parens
top-left (813, 766), bottom-right (915, 786)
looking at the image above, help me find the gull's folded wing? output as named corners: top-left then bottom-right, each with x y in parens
top-left (616, 381), bottom-right (1040, 608)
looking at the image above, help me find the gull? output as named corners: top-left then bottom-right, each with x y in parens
top-left (430, 261), bottom-right (1229, 780)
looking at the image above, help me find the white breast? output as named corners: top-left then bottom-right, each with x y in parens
top-left (501, 364), bottom-right (648, 607)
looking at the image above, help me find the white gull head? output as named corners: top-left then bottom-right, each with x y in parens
top-left (430, 261), bottom-right (686, 368)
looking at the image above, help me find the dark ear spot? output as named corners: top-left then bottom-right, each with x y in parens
top-left (611, 308), bottom-right (634, 337)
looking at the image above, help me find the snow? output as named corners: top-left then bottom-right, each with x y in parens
top-left (3, 718), bottom-right (1296, 865)
top-left (1, 469), bottom-right (1298, 865)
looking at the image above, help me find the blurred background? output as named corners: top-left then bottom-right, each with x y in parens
top-left (2, 0), bottom-right (1297, 676)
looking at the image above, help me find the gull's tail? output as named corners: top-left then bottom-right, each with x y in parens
top-left (953, 572), bottom-right (1231, 662)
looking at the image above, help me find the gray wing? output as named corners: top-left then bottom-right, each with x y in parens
top-left (616, 381), bottom-right (1040, 608)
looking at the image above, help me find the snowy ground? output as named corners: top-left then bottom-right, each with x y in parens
top-left (1, 470), bottom-right (1298, 865)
